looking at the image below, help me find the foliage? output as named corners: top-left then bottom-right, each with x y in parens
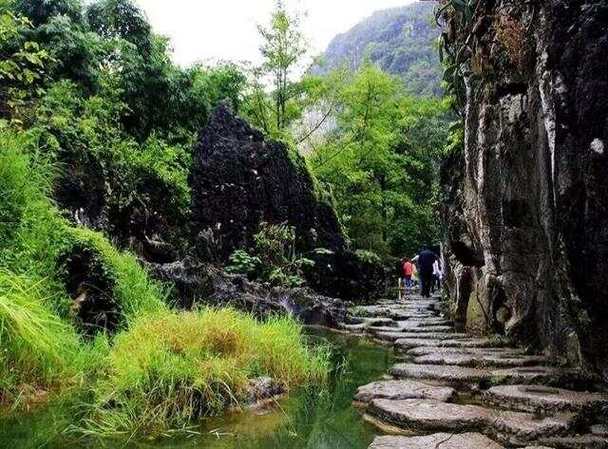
top-left (0, 1), bottom-right (51, 121)
top-left (226, 249), bottom-right (262, 277)
top-left (354, 249), bottom-right (382, 266)
top-left (0, 1), bottom-right (335, 440)
top-left (309, 65), bottom-right (451, 257)
top-left (84, 308), bottom-right (329, 436)
top-left (227, 222), bottom-right (314, 288)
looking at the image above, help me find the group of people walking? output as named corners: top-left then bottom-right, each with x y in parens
top-left (401, 246), bottom-right (442, 298)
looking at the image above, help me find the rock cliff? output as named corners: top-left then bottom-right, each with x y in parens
top-left (440, 0), bottom-right (608, 379)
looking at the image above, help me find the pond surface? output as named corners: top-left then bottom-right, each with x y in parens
top-left (0, 327), bottom-right (393, 449)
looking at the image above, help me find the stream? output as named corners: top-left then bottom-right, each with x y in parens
top-left (0, 327), bottom-right (393, 449)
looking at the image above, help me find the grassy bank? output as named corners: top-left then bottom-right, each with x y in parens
top-left (84, 308), bottom-right (329, 437)
top-left (0, 131), bottom-right (328, 435)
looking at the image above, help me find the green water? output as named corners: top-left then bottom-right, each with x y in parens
top-left (0, 328), bottom-right (393, 449)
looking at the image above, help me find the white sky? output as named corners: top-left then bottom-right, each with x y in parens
top-left (134, 0), bottom-right (418, 67)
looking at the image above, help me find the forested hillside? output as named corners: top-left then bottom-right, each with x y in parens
top-left (315, 2), bottom-right (442, 96)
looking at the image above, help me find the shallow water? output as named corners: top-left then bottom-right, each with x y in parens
top-left (0, 327), bottom-right (393, 449)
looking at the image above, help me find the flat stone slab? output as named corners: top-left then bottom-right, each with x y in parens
top-left (414, 352), bottom-right (550, 368)
top-left (369, 433), bottom-right (505, 449)
top-left (390, 364), bottom-right (576, 387)
top-left (395, 337), bottom-right (505, 349)
top-left (493, 410), bottom-right (575, 444)
top-left (397, 332), bottom-right (469, 341)
top-left (485, 384), bottom-right (608, 413)
top-left (355, 380), bottom-right (456, 404)
top-left (538, 435), bottom-right (608, 448)
top-left (407, 346), bottom-right (526, 357)
top-left (370, 325), bottom-right (453, 334)
top-left (391, 363), bottom-right (490, 383)
top-left (403, 319), bottom-right (452, 327)
top-left (368, 399), bottom-right (574, 443)
top-left (374, 331), bottom-right (467, 342)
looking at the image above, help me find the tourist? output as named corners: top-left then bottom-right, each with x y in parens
top-left (432, 259), bottom-right (442, 293)
top-left (402, 258), bottom-right (414, 288)
top-left (416, 246), bottom-right (437, 298)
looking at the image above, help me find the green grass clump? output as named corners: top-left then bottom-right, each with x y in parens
top-left (85, 308), bottom-right (329, 437)
top-left (0, 271), bottom-right (89, 406)
top-left (62, 227), bottom-right (169, 323)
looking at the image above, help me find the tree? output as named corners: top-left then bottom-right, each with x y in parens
top-left (257, 0), bottom-right (305, 132)
top-left (309, 64), bottom-right (450, 256)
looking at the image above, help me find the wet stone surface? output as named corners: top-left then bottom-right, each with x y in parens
top-left (369, 433), bottom-right (505, 449)
top-left (413, 352), bottom-right (551, 368)
top-left (484, 384), bottom-right (608, 413)
top-left (355, 380), bottom-right (456, 404)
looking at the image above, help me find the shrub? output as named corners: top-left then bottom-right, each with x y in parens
top-left (227, 222), bottom-right (314, 287)
top-left (85, 308), bottom-right (329, 436)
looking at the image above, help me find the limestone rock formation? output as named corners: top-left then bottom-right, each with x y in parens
top-left (190, 103), bottom-right (345, 261)
top-left (440, 0), bottom-right (608, 379)
top-left (150, 258), bottom-right (347, 326)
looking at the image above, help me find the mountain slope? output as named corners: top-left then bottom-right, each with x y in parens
top-left (316, 2), bottom-right (442, 96)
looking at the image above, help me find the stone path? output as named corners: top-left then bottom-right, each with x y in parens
top-left (344, 293), bottom-right (608, 449)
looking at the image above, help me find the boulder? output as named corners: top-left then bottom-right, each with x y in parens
top-left (190, 103), bottom-right (344, 261)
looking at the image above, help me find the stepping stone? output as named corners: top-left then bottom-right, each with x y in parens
top-left (407, 346), bottom-right (525, 357)
top-left (369, 433), bottom-right (505, 449)
top-left (359, 317), bottom-right (399, 327)
top-left (368, 399), bottom-right (489, 432)
top-left (339, 323), bottom-right (367, 332)
top-left (391, 363), bottom-right (490, 384)
top-left (369, 325), bottom-right (453, 334)
top-left (375, 331), bottom-right (415, 342)
top-left (374, 331), bottom-right (468, 342)
top-left (538, 435), bottom-right (608, 448)
top-left (404, 319), bottom-right (452, 327)
top-left (485, 384), bottom-right (608, 413)
top-left (355, 380), bottom-right (456, 404)
top-left (395, 337), bottom-right (504, 349)
top-left (390, 364), bottom-right (575, 387)
top-left (397, 332), bottom-right (469, 341)
top-left (367, 399), bottom-right (574, 444)
top-left (493, 410), bottom-right (575, 444)
top-left (414, 353), bottom-right (549, 368)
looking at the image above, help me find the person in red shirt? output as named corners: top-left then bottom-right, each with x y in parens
top-left (402, 259), bottom-right (414, 288)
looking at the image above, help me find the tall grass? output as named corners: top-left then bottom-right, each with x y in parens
top-left (0, 130), bottom-right (165, 406)
top-left (0, 272), bottom-right (83, 405)
top-left (85, 308), bottom-right (329, 437)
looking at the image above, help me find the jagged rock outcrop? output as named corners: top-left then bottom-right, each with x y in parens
top-left (150, 258), bottom-right (347, 326)
top-left (190, 103), bottom-right (345, 261)
top-left (440, 1), bottom-right (608, 379)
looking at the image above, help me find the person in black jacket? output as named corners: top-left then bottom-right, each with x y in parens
top-left (415, 246), bottom-right (438, 298)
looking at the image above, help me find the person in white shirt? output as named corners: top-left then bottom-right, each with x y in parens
top-left (432, 260), bottom-right (442, 293)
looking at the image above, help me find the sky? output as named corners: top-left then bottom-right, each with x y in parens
top-left (134, 0), bottom-right (418, 67)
